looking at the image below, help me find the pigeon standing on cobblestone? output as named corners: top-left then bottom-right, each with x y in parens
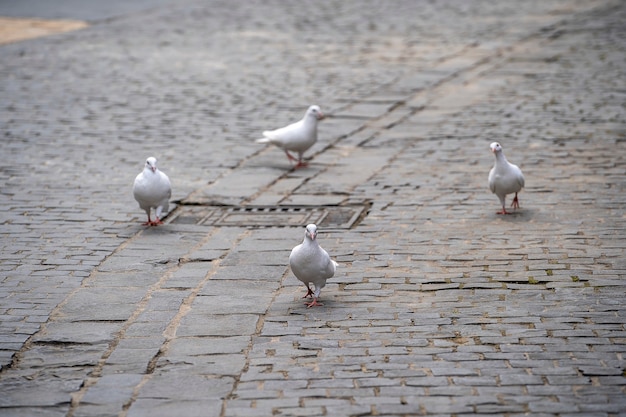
top-left (289, 224), bottom-right (338, 308)
top-left (256, 105), bottom-right (324, 168)
top-left (133, 157), bottom-right (171, 226)
top-left (488, 142), bottom-right (525, 214)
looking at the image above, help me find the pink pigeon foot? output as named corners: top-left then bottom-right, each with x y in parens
top-left (305, 297), bottom-right (323, 308)
top-left (143, 216), bottom-right (163, 226)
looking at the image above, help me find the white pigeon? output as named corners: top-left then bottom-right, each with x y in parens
top-left (289, 224), bottom-right (338, 308)
top-left (256, 105), bottom-right (324, 168)
top-left (133, 156), bottom-right (172, 226)
top-left (488, 142), bottom-right (525, 215)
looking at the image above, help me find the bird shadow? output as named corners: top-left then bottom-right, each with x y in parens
top-left (246, 160), bottom-right (314, 171)
top-left (288, 297), bottom-right (337, 315)
top-left (494, 208), bottom-right (536, 223)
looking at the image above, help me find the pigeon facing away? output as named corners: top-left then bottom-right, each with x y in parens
top-left (133, 157), bottom-right (172, 226)
top-left (256, 105), bottom-right (324, 168)
top-left (289, 224), bottom-right (338, 308)
top-left (488, 142), bottom-right (525, 215)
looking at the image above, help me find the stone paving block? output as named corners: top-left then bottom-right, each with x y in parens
top-left (0, 375), bottom-right (83, 407)
top-left (142, 289), bottom-right (189, 312)
top-left (192, 292), bottom-right (275, 316)
top-left (18, 342), bottom-right (108, 370)
top-left (32, 322), bottom-right (121, 345)
top-left (56, 287), bottom-right (146, 321)
top-left (136, 373), bottom-right (235, 401)
top-left (236, 388), bottom-right (283, 401)
top-left (167, 335), bottom-right (249, 356)
top-left (162, 262), bottom-right (212, 289)
top-left (273, 406), bottom-right (326, 416)
top-left (111, 336), bottom-right (166, 351)
top-left (103, 348), bottom-right (156, 373)
top-left (190, 167), bottom-right (284, 205)
top-left (176, 314), bottom-right (259, 337)
top-left (1, 0), bottom-right (626, 416)
top-left (334, 102), bottom-right (395, 119)
top-left (77, 373), bottom-right (143, 412)
top-left (157, 353), bottom-right (247, 376)
top-left (528, 400), bottom-right (582, 414)
top-left (122, 321), bottom-right (169, 338)
top-left (0, 407), bottom-right (69, 417)
top-left (127, 399), bottom-right (222, 417)
top-left (210, 264), bottom-right (286, 282)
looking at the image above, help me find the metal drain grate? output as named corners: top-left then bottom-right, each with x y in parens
top-left (168, 204), bottom-right (368, 229)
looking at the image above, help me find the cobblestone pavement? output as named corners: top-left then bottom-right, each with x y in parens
top-left (1, 0), bottom-right (625, 416)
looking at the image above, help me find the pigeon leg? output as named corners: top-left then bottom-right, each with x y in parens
top-left (142, 213), bottom-right (153, 225)
top-left (150, 217), bottom-right (164, 226)
top-left (284, 151), bottom-right (309, 168)
top-left (511, 193), bottom-right (520, 210)
top-left (302, 285), bottom-right (314, 298)
top-left (284, 150), bottom-right (299, 163)
top-left (496, 196), bottom-right (511, 215)
top-left (305, 297), bottom-right (323, 308)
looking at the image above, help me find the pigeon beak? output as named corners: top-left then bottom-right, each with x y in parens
top-left (310, 231), bottom-right (317, 240)
top-left (151, 166), bottom-right (157, 172)
top-left (317, 112), bottom-right (325, 120)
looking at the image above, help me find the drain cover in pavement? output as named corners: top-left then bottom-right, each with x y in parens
top-left (168, 205), bottom-right (368, 229)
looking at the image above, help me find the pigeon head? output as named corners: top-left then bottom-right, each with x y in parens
top-left (490, 142), bottom-right (503, 154)
top-left (305, 223), bottom-right (318, 240)
top-left (306, 105), bottom-right (324, 121)
top-left (146, 157), bottom-right (158, 173)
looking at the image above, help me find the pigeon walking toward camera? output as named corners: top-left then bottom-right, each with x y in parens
top-left (256, 105), bottom-right (324, 168)
top-left (289, 224), bottom-right (338, 308)
top-left (488, 142), bottom-right (525, 215)
top-left (133, 157), bottom-right (171, 226)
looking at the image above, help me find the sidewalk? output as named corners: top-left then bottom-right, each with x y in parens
top-left (0, 1), bottom-right (624, 416)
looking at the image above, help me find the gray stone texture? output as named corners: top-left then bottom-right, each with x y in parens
top-left (1, 0), bottom-right (625, 416)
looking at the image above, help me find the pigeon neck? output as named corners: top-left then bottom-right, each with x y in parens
top-left (495, 151), bottom-right (508, 164)
top-left (304, 115), bottom-right (317, 126)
